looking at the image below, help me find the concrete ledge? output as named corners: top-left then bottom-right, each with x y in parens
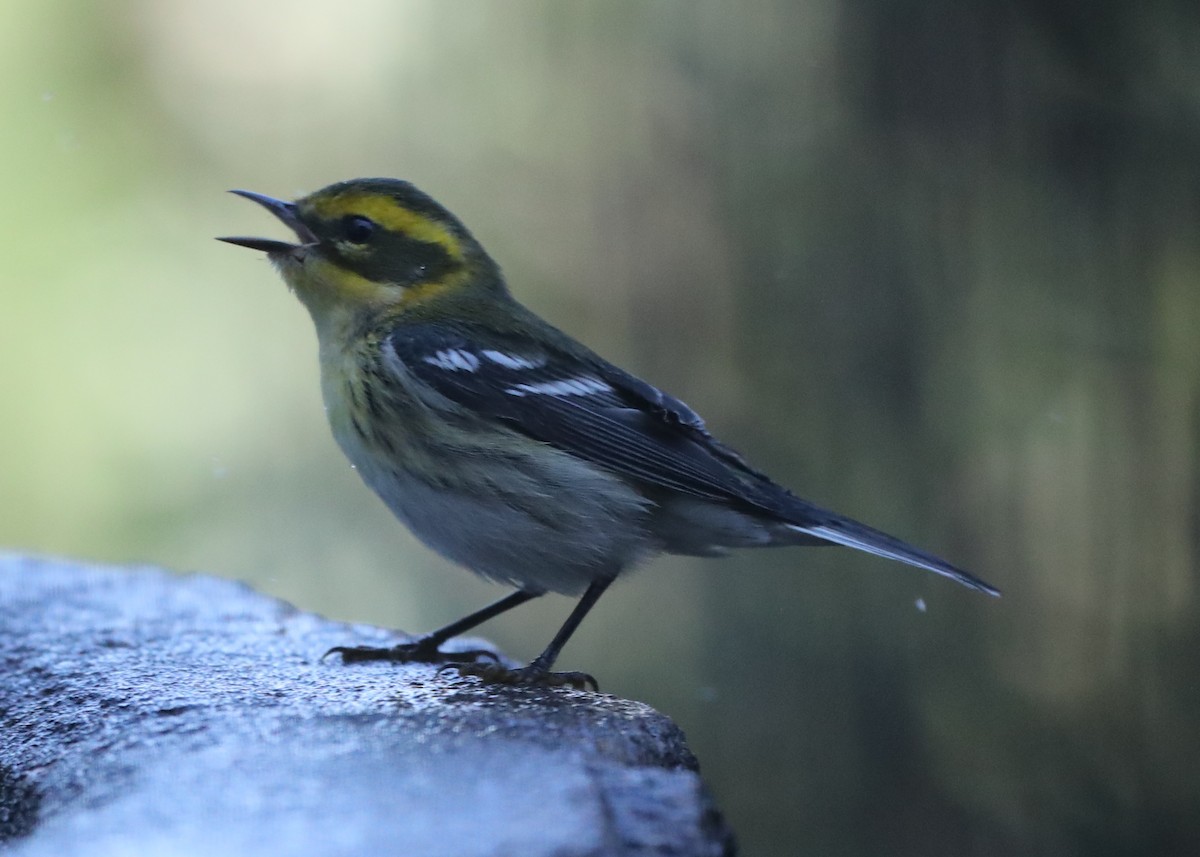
top-left (0, 554), bottom-right (735, 856)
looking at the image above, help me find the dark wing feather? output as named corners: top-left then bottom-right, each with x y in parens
top-left (389, 324), bottom-right (780, 509)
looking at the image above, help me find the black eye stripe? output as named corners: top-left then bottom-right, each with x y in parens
top-left (341, 215), bottom-right (377, 244)
top-left (329, 227), bottom-right (458, 286)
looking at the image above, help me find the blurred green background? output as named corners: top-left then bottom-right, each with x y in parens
top-left (3, 1), bottom-right (1198, 854)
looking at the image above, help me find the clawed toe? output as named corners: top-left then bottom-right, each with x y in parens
top-left (325, 639), bottom-right (597, 690)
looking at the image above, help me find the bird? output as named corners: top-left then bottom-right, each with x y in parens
top-left (219, 177), bottom-right (999, 690)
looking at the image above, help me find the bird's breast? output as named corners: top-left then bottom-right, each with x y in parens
top-left (313, 339), bottom-right (658, 593)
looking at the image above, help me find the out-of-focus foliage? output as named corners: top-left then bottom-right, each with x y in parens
top-left (2, 2), bottom-right (1197, 855)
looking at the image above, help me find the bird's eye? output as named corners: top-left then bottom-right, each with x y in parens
top-left (341, 215), bottom-right (377, 244)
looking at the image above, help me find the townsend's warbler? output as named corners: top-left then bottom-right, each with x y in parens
top-left (220, 178), bottom-right (998, 690)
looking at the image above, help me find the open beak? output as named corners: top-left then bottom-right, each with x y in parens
top-left (217, 190), bottom-right (319, 253)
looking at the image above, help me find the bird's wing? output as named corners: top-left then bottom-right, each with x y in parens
top-left (387, 323), bottom-right (779, 508)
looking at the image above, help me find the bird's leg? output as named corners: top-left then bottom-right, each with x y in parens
top-left (445, 577), bottom-right (614, 691)
top-left (325, 590), bottom-right (540, 665)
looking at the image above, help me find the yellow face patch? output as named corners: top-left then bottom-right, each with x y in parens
top-left (284, 253), bottom-right (465, 315)
top-left (305, 191), bottom-right (465, 262)
top-left (300, 256), bottom-right (390, 304)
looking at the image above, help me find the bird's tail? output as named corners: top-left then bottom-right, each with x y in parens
top-left (784, 513), bottom-right (1000, 596)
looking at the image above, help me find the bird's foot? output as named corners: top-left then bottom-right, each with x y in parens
top-left (439, 660), bottom-right (598, 692)
top-left (323, 637), bottom-right (499, 666)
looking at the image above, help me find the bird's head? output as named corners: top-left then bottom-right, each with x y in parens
top-left (220, 178), bottom-right (504, 336)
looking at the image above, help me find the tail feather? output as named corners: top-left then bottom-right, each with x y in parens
top-left (786, 517), bottom-right (1001, 597)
